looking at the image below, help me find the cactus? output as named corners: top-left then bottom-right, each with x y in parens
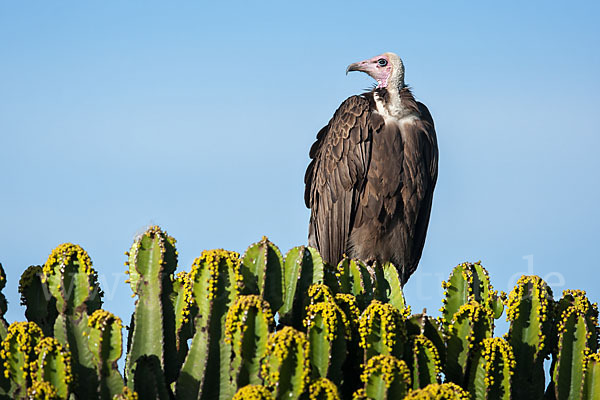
top-left (27, 380), bottom-right (59, 400)
top-left (583, 352), bottom-right (600, 399)
top-left (445, 300), bottom-right (494, 384)
top-left (0, 322), bottom-right (44, 396)
top-left (406, 313), bottom-right (446, 370)
top-left (506, 275), bottom-right (554, 400)
top-left (175, 249), bottom-right (244, 400)
top-left (261, 326), bottom-right (310, 399)
top-left (18, 266), bottom-right (58, 337)
top-left (336, 258), bottom-right (375, 310)
top-left (280, 246), bottom-right (326, 328)
top-left (132, 355), bottom-right (170, 400)
top-left (87, 309), bottom-right (124, 398)
top-left (307, 377), bottom-right (341, 400)
top-left (304, 298), bottom-right (350, 386)
top-left (171, 271), bottom-right (196, 366)
top-left (241, 237), bottom-right (285, 312)
top-left (360, 354), bottom-right (411, 399)
top-left (124, 226), bottom-right (178, 391)
top-left (42, 243), bottom-right (103, 399)
top-left (403, 382), bottom-right (470, 399)
top-left (232, 384), bottom-right (274, 400)
top-left (359, 300), bottom-right (407, 363)
top-left (409, 334), bottom-right (442, 390)
top-left (441, 262), bottom-right (504, 329)
top-left (467, 337), bottom-right (515, 400)
top-left (225, 295), bottom-right (274, 394)
top-left (31, 337), bottom-right (72, 399)
top-left (374, 262), bottom-right (409, 313)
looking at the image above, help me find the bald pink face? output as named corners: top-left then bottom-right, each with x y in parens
top-left (346, 54), bottom-right (393, 88)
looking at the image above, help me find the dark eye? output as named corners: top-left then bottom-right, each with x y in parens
top-left (377, 58), bottom-right (388, 67)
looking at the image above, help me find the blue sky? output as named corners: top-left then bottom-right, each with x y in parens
top-left (1, 1), bottom-right (599, 334)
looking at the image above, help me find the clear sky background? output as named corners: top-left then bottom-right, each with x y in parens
top-left (1, 2), bottom-right (599, 336)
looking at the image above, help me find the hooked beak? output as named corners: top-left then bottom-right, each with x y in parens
top-left (346, 60), bottom-right (369, 75)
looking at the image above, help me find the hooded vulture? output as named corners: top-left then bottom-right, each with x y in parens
top-left (304, 52), bottom-right (438, 286)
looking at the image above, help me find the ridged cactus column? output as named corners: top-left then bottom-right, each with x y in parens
top-left (225, 295), bottom-right (274, 395)
top-left (0, 321), bottom-right (44, 397)
top-left (506, 275), bottom-right (554, 400)
top-left (467, 337), bottom-right (515, 400)
top-left (358, 300), bottom-right (407, 363)
top-left (583, 352), bottom-right (600, 399)
top-left (124, 226), bottom-right (178, 392)
top-left (409, 334), bottom-right (442, 390)
top-left (87, 309), bottom-right (124, 399)
top-left (261, 326), bottom-right (310, 399)
top-left (31, 337), bottom-right (72, 399)
top-left (43, 243), bottom-right (103, 399)
top-left (18, 265), bottom-right (58, 337)
top-left (242, 237), bottom-right (284, 313)
top-left (357, 355), bottom-right (411, 399)
top-left (175, 249), bottom-right (244, 400)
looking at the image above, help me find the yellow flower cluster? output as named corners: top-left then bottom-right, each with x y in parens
top-left (224, 295), bottom-right (273, 345)
top-left (413, 335), bottom-right (442, 378)
top-left (115, 386), bottom-right (139, 400)
top-left (232, 384), bottom-right (273, 400)
top-left (358, 301), bottom-right (401, 350)
top-left (88, 309), bottom-right (123, 331)
top-left (261, 327), bottom-right (309, 392)
top-left (308, 284), bottom-right (335, 304)
top-left (32, 337), bottom-right (73, 388)
top-left (27, 380), bottom-right (58, 400)
top-left (351, 388), bottom-right (368, 400)
top-left (175, 271), bottom-right (193, 326)
top-left (0, 321), bottom-right (44, 380)
top-left (335, 293), bottom-right (361, 327)
top-left (308, 378), bottom-right (340, 400)
top-left (479, 337), bottom-right (515, 387)
top-left (304, 300), bottom-right (350, 342)
top-left (403, 382), bottom-right (470, 399)
top-left (361, 354), bottom-right (410, 389)
top-left (190, 249), bottom-right (242, 301)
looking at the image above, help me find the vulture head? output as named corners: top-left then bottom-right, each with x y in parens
top-left (346, 52), bottom-right (405, 90)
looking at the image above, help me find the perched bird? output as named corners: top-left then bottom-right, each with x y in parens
top-left (304, 52), bottom-right (438, 286)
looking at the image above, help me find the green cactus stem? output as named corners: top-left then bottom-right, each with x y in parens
top-left (124, 226), bottom-right (178, 389)
top-left (409, 334), bottom-right (442, 390)
top-left (175, 249), bottom-right (244, 400)
top-left (31, 337), bottom-right (72, 400)
top-left (403, 382), bottom-right (470, 399)
top-left (171, 271), bottom-right (196, 365)
top-left (441, 262), bottom-right (504, 329)
top-left (43, 243), bottom-right (103, 399)
top-left (336, 258), bottom-right (375, 310)
top-left (583, 352), bottom-right (600, 399)
top-left (0, 321), bottom-right (44, 396)
top-left (132, 355), bottom-right (170, 400)
top-left (280, 246), bottom-right (326, 328)
top-left (87, 309), bottom-right (124, 399)
top-left (467, 337), bottom-right (515, 400)
top-left (307, 377), bottom-right (341, 400)
top-left (506, 275), bottom-right (554, 400)
top-left (358, 300), bottom-right (407, 362)
top-left (304, 300), bottom-right (350, 386)
top-left (241, 237), bottom-right (284, 312)
top-left (232, 384), bottom-right (274, 400)
top-left (18, 266), bottom-right (58, 337)
top-left (406, 314), bottom-right (446, 370)
top-left (360, 354), bottom-right (411, 399)
top-left (225, 295), bottom-right (274, 394)
top-left (260, 326), bottom-right (310, 399)
top-left (445, 300), bottom-right (494, 384)
top-left (374, 262), bottom-right (409, 313)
